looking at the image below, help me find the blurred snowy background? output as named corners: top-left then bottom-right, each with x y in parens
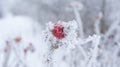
top-left (0, 0), bottom-right (120, 67)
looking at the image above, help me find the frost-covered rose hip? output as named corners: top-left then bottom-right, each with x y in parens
top-left (51, 23), bottom-right (65, 39)
top-left (14, 36), bottom-right (22, 43)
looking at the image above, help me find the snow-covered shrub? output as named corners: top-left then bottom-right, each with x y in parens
top-left (43, 20), bottom-right (101, 67)
top-left (96, 18), bottom-right (120, 67)
top-left (1, 0), bottom-right (120, 67)
top-left (0, 15), bottom-right (43, 67)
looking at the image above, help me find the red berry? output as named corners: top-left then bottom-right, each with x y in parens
top-left (14, 36), bottom-right (22, 43)
top-left (51, 23), bottom-right (65, 39)
top-left (96, 16), bottom-right (100, 19)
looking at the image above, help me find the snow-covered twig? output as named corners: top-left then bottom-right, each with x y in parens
top-left (3, 41), bottom-right (11, 67)
top-left (70, 1), bottom-right (84, 38)
top-left (86, 35), bottom-right (101, 67)
top-left (104, 20), bottom-right (119, 43)
top-left (94, 12), bottom-right (103, 35)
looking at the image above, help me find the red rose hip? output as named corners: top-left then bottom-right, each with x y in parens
top-left (51, 23), bottom-right (65, 39)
